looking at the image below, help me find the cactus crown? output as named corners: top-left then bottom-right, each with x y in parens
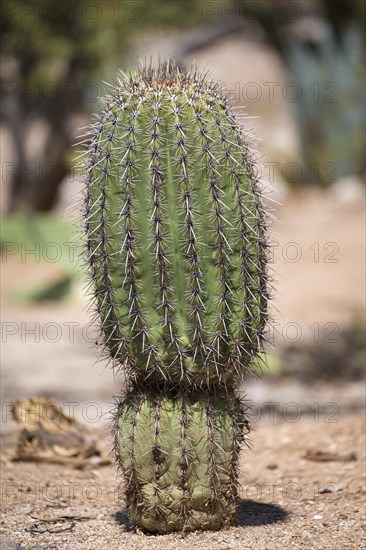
top-left (82, 61), bottom-right (270, 388)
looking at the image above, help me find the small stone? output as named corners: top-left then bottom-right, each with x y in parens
top-left (319, 483), bottom-right (344, 494)
top-left (313, 514), bottom-right (323, 520)
top-left (0, 537), bottom-right (24, 550)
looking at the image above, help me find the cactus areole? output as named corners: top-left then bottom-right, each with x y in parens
top-left (82, 61), bottom-right (270, 533)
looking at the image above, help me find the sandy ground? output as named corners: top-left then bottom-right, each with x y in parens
top-left (1, 390), bottom-right (365, 550)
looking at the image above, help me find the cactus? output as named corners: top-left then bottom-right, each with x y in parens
top-left (114, 389), bottom-right (248, 533)
top-left (83, 61), bottom-right (269, 388)
top-left (81, 61), bottom-right (270, 533)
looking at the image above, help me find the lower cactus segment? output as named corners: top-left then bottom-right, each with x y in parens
top-left (115, 390), bottom-right (247, 533)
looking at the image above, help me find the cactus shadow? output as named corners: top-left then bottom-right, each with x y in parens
top-left (236, 499), bottom-right (289, 527)
top-left (115, 500), bottom-right (289, 533)
top-left (115, 510), bottom-right (134, 532)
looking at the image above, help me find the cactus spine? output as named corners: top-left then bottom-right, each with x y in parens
top-left (82, 61), bottom-right (269, 533)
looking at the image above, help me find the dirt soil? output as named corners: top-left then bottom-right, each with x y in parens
top-left (1, 394), bottom-right (365, 550)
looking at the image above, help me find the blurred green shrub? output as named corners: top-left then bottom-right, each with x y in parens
top-left (1, 213), bottom-right (76, 302)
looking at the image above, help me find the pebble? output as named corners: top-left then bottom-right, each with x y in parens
top-left (0, 536), bottom-right (24, 550)
top-left (319, 483), bottom-right (344, 494)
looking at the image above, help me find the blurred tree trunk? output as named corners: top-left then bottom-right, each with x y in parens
top-left (29, 114), bottom-right (71, 212)
top-left (1, 92), bottom-right (27, 212)
top-left (1, 77), bottom-right (84, 212)
top-left (2, 111), bottom-right (71, 212)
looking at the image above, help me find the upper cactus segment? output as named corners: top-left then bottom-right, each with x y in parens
top-left (83, 61), bottom-right (270, 387)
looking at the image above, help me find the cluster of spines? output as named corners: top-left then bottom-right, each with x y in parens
top-left (171, 95), bottom-right (207, 370)
top-left (148, 94), bottom-right (184, 377)
top-left (83, 109), bottom-right (125, 359)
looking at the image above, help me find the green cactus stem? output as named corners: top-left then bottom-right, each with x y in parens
top-left (114, 389), bottom-right (247, 533)
top-left (82, 61), bottom-right (270, 388)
